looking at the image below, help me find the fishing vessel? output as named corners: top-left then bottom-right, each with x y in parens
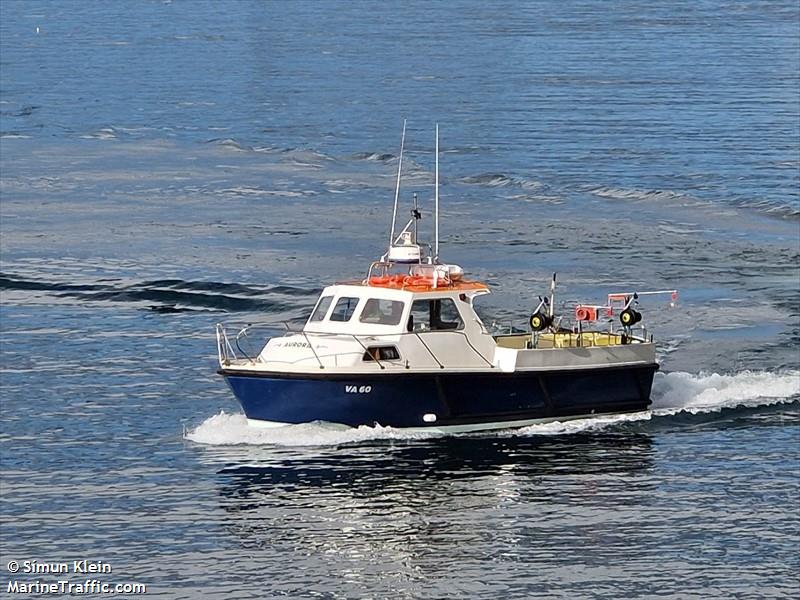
top-left (215, 124), bottom-right (676, 432)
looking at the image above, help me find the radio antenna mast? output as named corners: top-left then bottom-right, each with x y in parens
top-left (434, 123), bottom-right (439, 261)
top-left (389, 119), bottom-right (407, 249)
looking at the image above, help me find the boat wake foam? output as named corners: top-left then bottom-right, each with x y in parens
top-left (650, 370), bottom-right (799, 415)
top-left (186, 370), bottom-right (799, 446)
top-left (185, 412), bottom-right (438, 447)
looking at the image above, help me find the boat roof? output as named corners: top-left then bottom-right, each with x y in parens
top-left (335, 278), bottom-right (490, 295)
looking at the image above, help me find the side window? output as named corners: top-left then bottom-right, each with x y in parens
top-left (470, 296), bottom-right (490, 334)
top-left (329, 297), bottom-right (360, 322)
top-left (408, 298), bottom-right (464, 332)
top-left (409, 300), bottom-right (432, 332)
top-left (310, 295), bottom-right (333, 322)
top-left (359, 299), bottom-right (405, 325)
top-left (363, 346), bottom-right (401, 361)
top-left (437, 298), bottom-right (463, 329)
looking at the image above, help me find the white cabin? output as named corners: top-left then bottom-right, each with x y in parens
top-left (257, 281), bottom-right (499, 372)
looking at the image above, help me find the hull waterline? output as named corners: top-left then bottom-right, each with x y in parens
top-left (220, 364), bottom-right (658, 431)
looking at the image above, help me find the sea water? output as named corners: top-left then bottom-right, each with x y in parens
top-left (1, 1), bottom-right (798, 598)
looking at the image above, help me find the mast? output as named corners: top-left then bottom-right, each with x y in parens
top-left (434, 123), bottom-right (439, 261)
top-left (412, 193), bottom-right (419, 243)
top-left (389, 119), bottom-right (407, 249)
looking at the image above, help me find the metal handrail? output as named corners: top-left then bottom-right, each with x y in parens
top-left (413, 332), bottom-right (445, 369)
top-left (216, 323), bottom-right (239, 366)
top-left (456, 329), bottom-right (495, 368)
top-left (301, 330), bottom-right (325, 370)
top-left (215, 320), bottom-right (649, 371)
top-left (215, 322), bottom-right (498, 370)
top-left (348, 334), bottom-right (386, 370)
top-left (235, 327), bottom-right (256, 363)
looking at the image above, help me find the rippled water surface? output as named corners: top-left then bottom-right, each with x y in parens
top-left (1, 1), bottom-right (799, 598)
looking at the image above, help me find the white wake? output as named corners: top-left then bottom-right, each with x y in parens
top-left (651, 370), bottom-right (798, 415)
top-left (185, 412), bottom-right (438, 447)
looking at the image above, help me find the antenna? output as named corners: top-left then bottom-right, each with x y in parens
top-left (434, 123), bottom-right (439, 260)
top-left (389, 119), bottom-right (407, 249)
top-left (412, 192), bottom-right (419, 242)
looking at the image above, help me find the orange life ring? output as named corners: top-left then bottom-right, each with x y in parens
top-left (403, 275), bottom-right (433, 287)
top-left (369, 275), bottom-right (390, 285)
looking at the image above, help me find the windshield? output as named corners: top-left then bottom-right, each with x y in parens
top-left (309, 295), bottom-right (333, 322)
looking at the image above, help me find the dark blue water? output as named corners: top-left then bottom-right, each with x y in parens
top-left (1, 1), bottom-right (798, 598)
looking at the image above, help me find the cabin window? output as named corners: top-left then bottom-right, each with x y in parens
top-left (408, 298), bottom-right (464, 332)
top-left (310, 295), bottom-right (333, 322)
top-left (362, 346), bottom-right (401, 361)
top-left (359, 298), bottom-right (405, 325)
top-left (329, 296), bottom-right (360, 322)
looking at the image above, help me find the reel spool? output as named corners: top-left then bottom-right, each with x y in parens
top-left (619, 308), bottom-right (642, 327)
top-left (529, 312), bottom-right (553, 332)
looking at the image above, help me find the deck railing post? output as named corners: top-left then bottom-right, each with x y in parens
top-left (302, 331), bottom-right (325, 369)
top-left (350, 335), bottom-right (386, 370)
top-left (414, 333), bottom-right (445, 369)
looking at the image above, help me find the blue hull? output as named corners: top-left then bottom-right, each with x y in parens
top-left (220, 365), bottom-right (657, 429)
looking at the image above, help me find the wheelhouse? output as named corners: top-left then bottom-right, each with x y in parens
top-left (302, 281), bottom-right (490, 337)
